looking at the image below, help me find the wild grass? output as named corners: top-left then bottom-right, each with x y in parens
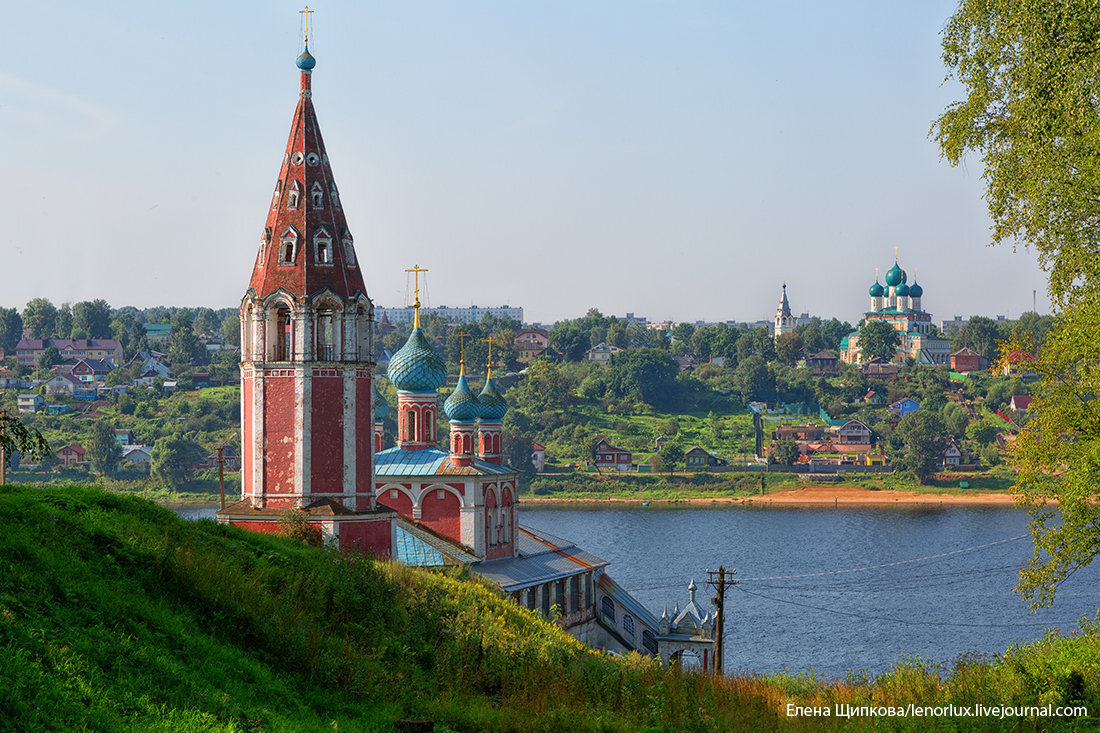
top-left (0, 484), bottom-right (1096, 731)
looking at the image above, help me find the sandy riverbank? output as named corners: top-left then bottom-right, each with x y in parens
top-left (523, 484), bottom-right (1030, 507)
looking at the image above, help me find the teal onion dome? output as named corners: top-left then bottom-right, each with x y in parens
top-left (869, 281), bottom-right (884, 297)
top-left (896, 282), bottom-right (910, 297)
top-left (884, 262), bottom-right (905, 287)
top-left (478, 377), bottom-right (508, 420)
top-left (372, 382), bottom-right (389, 421)
top-left (387, 328), bottom-right (446, 392)
top-left (296, 47), bottom-right (316, 70)
top-left (444, 374), bottom-right (481, 421)
top-left (908, 281), bottom-right (923, 298)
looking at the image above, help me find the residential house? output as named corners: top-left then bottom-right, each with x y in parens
top-left (114, 429), bottom-right (138, 446)
top-left (144, 324), bottom-right (172, 344)
top-left (15, 339), bottom-right (122, 367)
top-left (121, 445), bottom-right (152, 469)
top-left (1009, 395), bottom-right (1032, 419)
top-left (654, 435), bottom-right (668, 451)
top-left (594, 438), bottom-right (632, 472)
top-left (55, 444), bottom-right (88, 467)
top-left (44, 374), bottom-right (83, 397)
top-left (684, 446), bottom-right (728, 470)
top-left (46, 404), bottom-right (72, 415)
top-left (531, 443), bottom-right (546, 473)
top-left (17, 394), bottom-right (44, 413)
top-left (772, 425), bottom-right (826, 441)
top-left (673, 355), bottom-right (697, 372)
top-left (70, 358), bottom-right (113, 383)
top-left (1000, 350), bottom-right (1037, 378)
top-left (862, 358), bottom-right (901, 380)
top-left (586, 343), bottom-right (624, 364)
top-left (942, 439), bottom-right (963, 467)
top-left (805, 350), bottom-right (839, 376)
top-left (197, 445), bottom-right (241, 471)
top-left (515, 329), bottom-right (551, 364)
top-left (950, 347), bottom-right (987, 374)
top-left (860, 390), bottom-right (887, 407)
top-left (888, 398), bottom-right (921, 417)
top-left (833, 419), bottom-right (874, 452)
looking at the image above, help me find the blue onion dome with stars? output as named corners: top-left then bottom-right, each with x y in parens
top-left (372, 382), bottom-right (389, 421)
top-left (478, 376), bottom-right (508, 420)
top-left (296, 46), bottom-right (316, 70)
top-left (896, 282), bottom-right (910, 297)
top-left (908, 281), bottom-right (923, 298)
top-left (444, 373), bottom-right (481, 421)
top-left (869, 281), bottom-right (884, 297)
top-left (885, 261), bottom-right (906, 287)
top-left (387, 328), bottom-right (447, 393)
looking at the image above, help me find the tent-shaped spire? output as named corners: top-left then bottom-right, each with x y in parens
top-left (247, 44), bottom-right (367, 301)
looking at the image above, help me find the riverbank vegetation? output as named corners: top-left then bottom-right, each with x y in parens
top-left (2, 483), bottom-right (1097, 731)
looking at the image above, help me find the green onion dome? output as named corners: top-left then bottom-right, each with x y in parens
top-left (869, 281), bottom-right (885, 297)
top-left (296, 47), bottom-right (316, 70)
top-left (885, 261), bottom-right (906, 287)
top-left (387, 328), bottom-right (447, 393)
top-left (372, 382), bottom-right (389, 421)
top-left (444, 374), bottom-right (481, 421)
top-left (896, 282), bottom-right (910, 297)
top-left (478, 377), bottom-right (508, 420)
top-left (908, 281), bottom-right (923, 298)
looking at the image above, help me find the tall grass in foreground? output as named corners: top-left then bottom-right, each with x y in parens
top-left (0, 484), bottom-right (1096, 731)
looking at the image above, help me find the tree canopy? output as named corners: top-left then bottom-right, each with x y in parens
top-left (936, 0), bottom-right (1100, 605)
top-left (857, 320), bottom-right (900, 362)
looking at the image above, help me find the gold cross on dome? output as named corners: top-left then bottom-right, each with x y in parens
top-left (300, 6), bottom-right (314, 45)
top-left (404, 264), bottom-right (429, 327)
top-left (481, 336), bottom-right (498, 378)
top-left (455, 331), bottom-right (471, 375)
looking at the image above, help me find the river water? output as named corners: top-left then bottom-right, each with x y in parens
top-left (178, 503), bottom-right (1100, 679)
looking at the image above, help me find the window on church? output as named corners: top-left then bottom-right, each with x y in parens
top-left (311, 182), bottom-right (324, 209)
top-left (331, 181), bottom-right (341, 209)
top-left (622, 614), bottom-right (635, 639)
top-left (316, 308), bottom-right (336, 361)
top-left (642, 630), bottom-right (658, 655)
top-left (541, 586), bottom-right (550, 616)
top-left (601, 596), bottom-right (615, 624)
top-left (281, 241), bottom-right (296, 264)
top-left (570, 576), bottom-right (579, 613)
top-left (287, 181), bottom-right (301, 209)
top-left (344, 238), bottom-right (355, 266)
top-left (407, 411), bottom-right (417, 442)
top-left (316, 239), bottom-right (332, 264)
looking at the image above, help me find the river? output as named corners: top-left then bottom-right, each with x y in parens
top-left (177, 503), bottom-right (1100, 679)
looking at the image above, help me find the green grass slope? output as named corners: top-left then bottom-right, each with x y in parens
top-left (1, 484), bottom-right (1098, 732)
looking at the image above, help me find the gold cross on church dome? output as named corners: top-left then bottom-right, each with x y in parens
top-left (300, 6), bottom-right (314, 45)
top-left (404, 264), bottom-right (429, 327)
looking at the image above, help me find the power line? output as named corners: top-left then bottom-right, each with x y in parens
top-left (734, 585), bottom-right (1070, 629)
top-left (739, 534), bottom-right (1029, 581)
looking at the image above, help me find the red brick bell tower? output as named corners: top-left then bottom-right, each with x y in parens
top-left (219, 29), bottom-right (394, 555)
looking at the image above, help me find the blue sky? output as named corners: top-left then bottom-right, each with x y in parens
top-left (3, 1), bottom-right (1049, 325)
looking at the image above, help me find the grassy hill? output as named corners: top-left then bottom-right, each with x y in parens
top-left (1, 485), bottom-right (1098, 731)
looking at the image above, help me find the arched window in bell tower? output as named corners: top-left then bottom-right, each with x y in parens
top-left (287, 180), bottom-right (301, 210)
top-left (270, 305), bottom-right (292, 361)
top-left (407, 410), bottom-right (418, 443)
top-left (316, 307), bottom-right (337, 361)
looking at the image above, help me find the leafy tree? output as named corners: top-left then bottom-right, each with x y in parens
top-left (772, 437), bottom-right (800, 466)
top-left (966, 419), bottom-right (999, 446)
top-left (941, 402), bottom-right (970, 438)
top-left (0, 410), bottom-right (49, 473)
top-left (221, 315), bottom-right (241, 349)
top-left (502, 430), bottom-right (535, 477)
top-left (857, 320), bottom-right (900, 362)
top-left (952, 316), bottom-right (1004, 361)
top-left (71, 300), bottom-right (113, 340)
top-left (549, 323), bottom-right (590, 362)
top-left (0, 308), bottom-right (22, 353)
top-left (22, 298), bottom-right (57, 339)
top-left (151, 435), bottom-right (205, 492)
top-left (658, 443), bottom-right (684, 473)
top-left (87, 421), bottom-right (121, 476)
top-left (580, 435), bottom-right (602, 473)
top-left (671, 323), bottom-right (695, 345)
top-left (1011, 312), bottom-right (1054, 350)
top-left (606, 349), bottom-right (679, 407)
top-left (984, 378), bottom-right (1015, 412)
top-left (37, 346), bottom-right (61, 373)
top-left (893, 411), bottom-right (947, 484)
top-left (732, 355), bottom-right (771, 399)
top-left (168, 324), bottom-right (202, 367)
top-left (513, 359), bottom-right (575, 413)
top-left (56, 303), bottom-right (73, 339)
top-left (774, 332), bottom-right (802, 366)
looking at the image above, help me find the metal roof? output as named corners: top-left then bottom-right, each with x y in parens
top-left (375, 446), bottom-right (516, 477)
top-left (394, 517), bottom-right (479, 566)
top-left (472, 544), bottom-right (608, 592)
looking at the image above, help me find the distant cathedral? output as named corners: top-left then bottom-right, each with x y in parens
top-left (774, 283), bottom-right (795, 338)
top-left (840, 256), bottom-right (952, 365)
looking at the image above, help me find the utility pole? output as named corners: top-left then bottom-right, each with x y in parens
top-left (705, 565), bottom-right (737, 675)
top-left (0, 397), bottom-right (6, 487)
top-left (217, 446), bottom-right (226, 511)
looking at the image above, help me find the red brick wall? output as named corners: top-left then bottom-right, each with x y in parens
top-left (263, 374), bottom-right (296, 505)
top-left (310, 374), bottom-right (344, 495)
top-left (420, 488), bottom-right (461, 544)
